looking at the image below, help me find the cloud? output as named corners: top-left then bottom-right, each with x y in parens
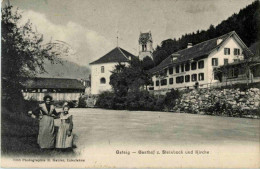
top-left (20, 10), bottom-right (113, 66)
top-left (185, 2), bottom-right (217, 14)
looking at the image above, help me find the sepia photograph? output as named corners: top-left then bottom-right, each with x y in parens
top-left (1, 0), bottom-right (260, 168)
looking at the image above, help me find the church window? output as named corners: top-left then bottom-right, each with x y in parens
top-left (142, 44), bottom-right (147, 52)
top-left (101, 66), bottom-right (105, 73)
top-left (100, 77), bottom-right (106, 84)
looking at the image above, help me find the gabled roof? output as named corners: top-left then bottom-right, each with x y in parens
top-left (21, 77), bottom-right (85, 90)
top-left (89, 47), bottom-right (136, 65)
top-left (150, 31), bottom-right (252, 73)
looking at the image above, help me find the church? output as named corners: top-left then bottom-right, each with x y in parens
top-left (89, 31), bottom-right (153, 95)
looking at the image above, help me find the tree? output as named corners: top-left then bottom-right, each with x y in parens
top-left (1, 5), bottom-right (70, 108)
top-left (152, 49), bottom-right (168, 66)
top-left (152, 1), bottom-right (259, 68)
top-left (110, 58), bottom-right (152, 97)
top-left (142, 56), bottom-right (154, 70)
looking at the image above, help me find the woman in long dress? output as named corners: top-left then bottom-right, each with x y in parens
top-left (55, 105), bottom-right (73, 149)
top-left (28, 95), bottom-right (59, 149)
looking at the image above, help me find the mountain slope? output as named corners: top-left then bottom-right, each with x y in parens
top-left (153, 0), bottom-right (259, 66)
top-left (37, 59), bottom-right (90, 79)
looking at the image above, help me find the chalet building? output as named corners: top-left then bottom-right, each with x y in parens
top-left (214, 41), bottom-right (260, 86)
top-left (214, 57), bottom-right (260, 86)
top-left (21, 77), bottom-right (86, 101)
top-left (139, 31), bottom-right (153, 60)
top-left (89, 47), bottom-right (136, 95)
top-left (149, 31), bottom-right (257, 93)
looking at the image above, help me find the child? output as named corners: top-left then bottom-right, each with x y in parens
top-left (55, 105), bottom-right (73, 149)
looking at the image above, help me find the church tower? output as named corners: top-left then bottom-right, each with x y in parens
top-left (138, 31), bottom-right (153, 60)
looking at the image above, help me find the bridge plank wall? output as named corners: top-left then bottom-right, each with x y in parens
top-left (22, 92), bottom-right (83, 101)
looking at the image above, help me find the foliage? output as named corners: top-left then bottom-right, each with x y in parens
top-left (96, 90), bottom-right (178, 111)
top-left (1, 106), bottom-right (75, 156)
top-left (164, 89), bottom-right (181, 109)
top-left (78, 96), bottom-right (87, 108)
top-left (142, 56), bottom-right (154, 70)
top-left (1, 5), bottom-right (69, 111)
top-left (110, 57), bottom-right (152, 97)
top-left (95, 91), bottom-right (115, 109)
top-left (152, 1), bottom-right (259, 66)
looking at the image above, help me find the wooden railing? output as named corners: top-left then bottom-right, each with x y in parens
top-left (22, 92), bottom-right (82, 101)
top-left (149, 77), bottom-right (260, 95)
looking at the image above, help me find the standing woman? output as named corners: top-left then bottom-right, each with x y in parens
top-left (55, 105), bottom-right (73, 149)
top-left (28, 95), bottom-right (59, 149)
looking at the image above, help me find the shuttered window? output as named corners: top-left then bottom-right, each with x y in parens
top-left (191, 74), bottom-right (197, 82)
top-left (185, 75), bottom-right (190, 82)
top-left (224, 48), bottom-right (230, 55)
top-left (169, 67), bottom-right (173, 74)
top-left (169, 78), bottom-right (174, 84)
top-left (212, 58), bottom-right (218, 66)
top-left (191, 62), bottom-right (197, 70)
top-left (198, 60), bottom-right (204, 69)
top-left (199, 73), bottom-right (204, 81)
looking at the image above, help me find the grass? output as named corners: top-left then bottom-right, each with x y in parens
top-left (1, 106), bottom-right (76, 157)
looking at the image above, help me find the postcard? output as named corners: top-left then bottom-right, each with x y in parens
top-left (1, 0), bottom-right (259, 168)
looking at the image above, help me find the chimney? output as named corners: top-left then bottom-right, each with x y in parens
top-left (217, 38), bottom-right (223, 45)
top-left (187, 43), bottom-right (192, 48)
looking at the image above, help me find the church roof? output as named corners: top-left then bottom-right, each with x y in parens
top-left (149, 31), bottom-right (253, 73)
top-left (89, 47), bottom-right (136, 65)
top-left (139, 32), bottom-right (152, 44)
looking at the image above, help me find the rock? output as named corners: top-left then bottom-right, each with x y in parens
top-left (251, 88), bottom-right (259, 92)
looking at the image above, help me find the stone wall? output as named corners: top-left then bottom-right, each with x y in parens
top-left (173, 88), bottom-right (260, 118)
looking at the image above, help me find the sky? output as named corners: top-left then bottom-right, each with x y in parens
top-left (4, 0), bottom-right (255, 67)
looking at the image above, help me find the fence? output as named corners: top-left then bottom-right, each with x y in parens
top-left (150, 77), bottom-right (260, 95)
top-left (22, 92), bottom-right (82, 101)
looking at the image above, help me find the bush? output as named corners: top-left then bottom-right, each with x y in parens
top-left (95, 91), bottom-right (115, 109)
top-left (68, 101), bottom-right (78, 108)
top-left (78, 96), bottom-right (87, 108)
top-left (96, 90), bottom-right (174, 111)
top-left (164, 89), bottom-right (181, 110)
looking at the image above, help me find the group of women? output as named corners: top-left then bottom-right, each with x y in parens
top-left (28, 95), bottom-right (74, 150)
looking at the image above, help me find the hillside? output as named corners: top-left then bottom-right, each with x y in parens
top-left (37, 59), bottom-right (90, 79)
top-left (153, 0), bottom-right (259, 66)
